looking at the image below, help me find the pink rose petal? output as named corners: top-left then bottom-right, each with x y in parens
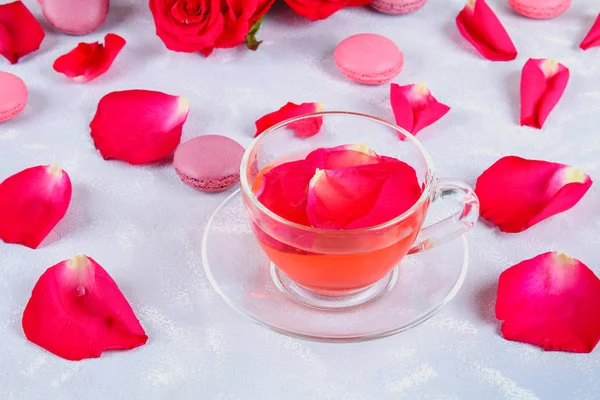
top-left (496, 252), bottom-right (600, 353)
top-left (90, 90), bottom-right (190, 165)
top-left (22, 255), bottom-right (148, 361)
top-left (580, 13), bottom-right (600, 50)
top-left (520, 58), bottom-right (569, 129)
top-left (53, 33), bottom-right (126, 83)
top-left (0, 165), bottom-right (72, 249)
top-left (456, 0), bottom-right (518, 61)
top-left (390, 83), bottom-right (451, 135)
top-left (475, 156), bottom-right (592, 233)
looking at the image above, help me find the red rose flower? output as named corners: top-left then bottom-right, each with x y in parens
top-left (284, 0), bottom-right (372, 21)
top-left (149, 0), bottom-right (274, 56)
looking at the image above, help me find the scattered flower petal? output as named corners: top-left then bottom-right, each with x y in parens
top-left (475, 156), bottom-right (592, 233)
top-left (496, 252), bottom-right (600, 353)
top-left (390, 83), bottom-right (451, 135)
top-left (0, 0), bottom-right (45, 64)
top-left (456, 0), bottom-right (517, 61)
top-left (22, 255), bottom-right (148, 361)
top-left (90, 90), bottom-right (190, 165)
top-left (580, 13), bottom-right (600, 51)
top-left (307, 162), bottom-right (421, 229)
top-left (284, 0), bottom-right (371, 21)
top-left (520, 58), bottom-right (569, 129)
top-left (255, 159), bottom-right (316, 226)
top-left (0, 165), bottom-right (72, 249)
top-left (53, 33), bottom-right (126, 83)
top-left (255, 102), bottom-right (324, 138)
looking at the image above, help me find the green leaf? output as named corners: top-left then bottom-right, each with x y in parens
top-left (246, 17), bottom-right (264, 51)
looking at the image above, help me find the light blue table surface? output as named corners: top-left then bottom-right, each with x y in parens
top-left (1, 0), bottom-right (599, 398)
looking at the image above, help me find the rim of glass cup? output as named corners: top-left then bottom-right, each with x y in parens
top-left (240, 111), bottom-right (436, 235)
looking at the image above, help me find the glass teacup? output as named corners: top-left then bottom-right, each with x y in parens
top-left (240, 112), bottom-right (479, 310)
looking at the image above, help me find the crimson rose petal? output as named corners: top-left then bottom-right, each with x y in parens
top-left (284, 0), bottom-right (371, 21)
top-left (90, 90), bottom-right (190, 165)
top-left (22, 255), bottom-right (148, 361)
top-left (520, 58), bottom-right (569, 129)
top-left (53, 33), bottom-right (126, 83)
top-left (580, 14), bottom-right (600, 50)
top-left (496, 252), bottom-right (600, 353)
top-left (455, 0), bottom-right (517, 61)
top-left (390, 83), bottom-right (450, 135)
top-left (307, 162), bottom-right (421, 229)
top-left (255, 102), bottom-right (324, 138)
top-left (0, 0), bottom-right (45, 64)
top-left (475, 156), bottom-right (592, 233)
top-left (256, 159), bottom-right (316, 225)
top-left (0, 165), bottom-right (72, 249)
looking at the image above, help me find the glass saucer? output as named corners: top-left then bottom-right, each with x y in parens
top-left (202, 189), bottom-right (469, 342)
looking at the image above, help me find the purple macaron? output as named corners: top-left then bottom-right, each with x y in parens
top-left (173, 135), bottom-right (245, 192)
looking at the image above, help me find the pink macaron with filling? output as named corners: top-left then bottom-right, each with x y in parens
top-left (0, 72), bottom-right (27, 123)
top-left (334, 34), bottom-right (404, 85)
top-left (40, 0), bottom-right (109, 35)
top-left (508, 0), bottom-right (571, 19)
top-left (173, 135), bottom-right (245, 193)
top-left (371, 0), bottom-right (427, 15)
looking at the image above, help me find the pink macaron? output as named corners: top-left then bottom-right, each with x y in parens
top-left (40, 0), bottom-right (109, 35)
top-left (334, 34), bottom-right (404, 85)
top-left (371, 0), bottom-right (427, 15)
top-left (0, 72), bottom-right (27, 123)
top-left (173, 135), bottom-right (245, 192)
top-left (508, 0), bottom-right (571, 19)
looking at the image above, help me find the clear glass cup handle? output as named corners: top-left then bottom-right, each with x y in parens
top-left (408, 178), bottom-right (480, 255)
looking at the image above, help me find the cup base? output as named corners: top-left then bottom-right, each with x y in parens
top-left (270, 264), bottom-right (398, 311)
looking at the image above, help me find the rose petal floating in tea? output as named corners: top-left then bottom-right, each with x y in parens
top-left (580, 14), bottom-right (600, 50)
top-left (0, 0), bottom-right (45, 64)
top-left (255, 159), bottom-right (316, 225)
top-left (255, 102), bottom-right (324, 138)
top-left (22, 255), bottom-right (148, 361)
top-left (455, 0), bottom-right (517, 61)
top-left (306, 143), bottom-right (384, 169)
top-left (0, 165), bottom-right (72, 249)
top-left (307, 162), bottom-right (421, 229)
top-left (53, 33), bottom-right (126, 83)
top-left (496, 252), bottom-right (600, 353)
top-left (520, 58), bottom-right (569, 129)
top-left (90, 90), bottom-right (190, 165)
top-left (475, 156), bottom-right (592, 233)
top-left (390, 83), bottom-right (451, 135)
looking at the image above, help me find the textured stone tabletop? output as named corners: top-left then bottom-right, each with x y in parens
top-left (1, 0), bottom-right (599, 398)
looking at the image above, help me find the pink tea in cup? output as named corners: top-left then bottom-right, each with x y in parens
top-left (249, 144), bottom-right (426, 293)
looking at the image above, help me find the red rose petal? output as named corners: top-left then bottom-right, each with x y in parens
top-left (305, 143), bottom-right (384, 169)
top-left (390, 83), bottom-right (451, 135)
top-left (496, 252), bottom-right (600, 353)
top-left (255, 102), bottom-right (324, 138)
top-left (520, 58), bottom-right (569, 129)
top-left (284, 0), bottom-right (371, 21)
top-left (475, 156), bottom-right (592, 233)
top-left (53, 33), bottom-right (126, 83)
top-left (581, 14), bottom-right (600, 50)
top-left (456, 0), bottom-right (517, 61)
top-left (90, 90), bottom-right (190, 165)
top-left (22, 255), bottom-right (148, 361)
top-left (0, 0), bottom-right (45, 64)
top-left (0, 165), bottom-right (72, 249)
top-left (255, 159), bottom-right (316, 225)
top-left (307, 162), bottom-right (421, 230)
